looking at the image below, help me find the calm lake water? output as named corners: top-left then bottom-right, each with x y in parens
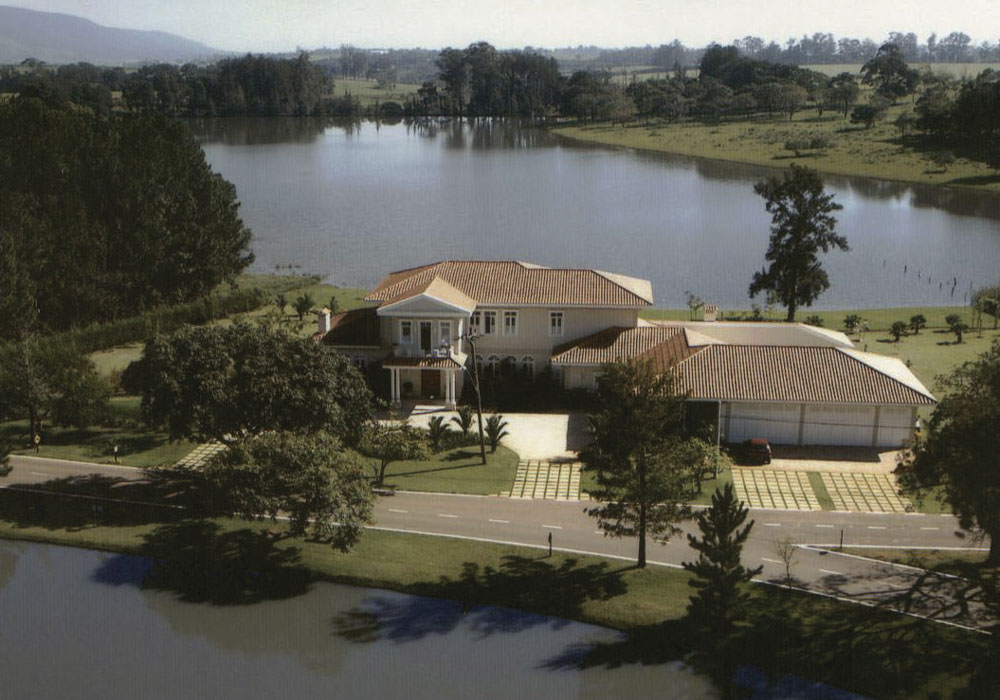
top-left (193, 118), bottom-right (1000, 310)
top-left (0, 540), bottom-right (715, 700)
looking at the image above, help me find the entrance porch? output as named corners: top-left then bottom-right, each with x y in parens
top-left (384, 355), bottom-right (465, 409)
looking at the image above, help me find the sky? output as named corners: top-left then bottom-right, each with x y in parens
top-left (8, 0), bottom-right (998, 52)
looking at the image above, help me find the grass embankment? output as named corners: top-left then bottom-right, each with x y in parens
top-left (0, 485), bottom-right (988, 698)
top-left (334, 77), bottom-right (419, 108)
top-left (553, 105), bottom-right (1000, 191)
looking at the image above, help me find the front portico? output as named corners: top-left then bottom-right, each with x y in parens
top-left (384, 355), bottom-right (466, 409)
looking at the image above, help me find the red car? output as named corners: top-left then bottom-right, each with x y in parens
top-left (742, 438), bottom-right (772, 465)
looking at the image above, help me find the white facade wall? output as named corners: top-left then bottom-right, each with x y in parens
top-left (801, 405), bottom-right (876, 446)
top-left (875, 406), bottom-right (917, 448)
top-left (723, 401), bottom-right (919, 447)
top-left (724, 402), bottom-right (801, 444)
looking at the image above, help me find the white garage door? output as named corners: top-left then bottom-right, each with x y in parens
top-left (726, 403), bottom-right (801, 445)
top-left (876, 406), bottom-right (915, 448)
top-left (802, 404), bottom-right (875, 446)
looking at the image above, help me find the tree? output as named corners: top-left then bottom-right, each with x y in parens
top-left (890, 321), bottom-right (908, 342)
top-left (293, 293), bottom-right (314, 322)
top-left (451, 404), bottom-right (474, 436)
top-left (850, 102), bottom-right (887, 129)
top-left (0, 338), bottom-right (109, 440)
top-left (582, 360), bottom-right (704, 568)
top-left (427, 415), bottom-right (450, 451)
top-left (972, 285), bottom-right (1000, 330)
top-left (204, 431), bottom-right (373, 550)
top-left (909, 314), bottom-right (927, 335)
top-left (275, 293), bottom-right (287, 314)
top-left (946, 314), bottom-right (969, 344)
top-left (899, 341), bottom-right (1000, 563)
top-left (484, 413), bottom-right (509, 453)
top-left (358, 419), bottom-right (430, 485)
top-left (748, 164), bottom-right (848, 321)
top-left (773, 536), bottom-right (797, 586)
top-left (828, 73), bottom-right (860, 117)
top-left (843, 313), bottom-right (863, 335)
top-left (683, 483), bottom-right (762, 631)
top-left (860, 42), bottom-right (919, 102)
top-left (129, 322), bottom-right (372, 445)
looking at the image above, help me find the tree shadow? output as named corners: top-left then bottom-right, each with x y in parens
top-left (332, 555), bottom-right (628, 644)
top-left (98, 519), bottom-right (313, 605)
top-left (0, 466), bottom-right (209, 531)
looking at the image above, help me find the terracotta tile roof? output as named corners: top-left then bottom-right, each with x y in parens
top-left (551, 326), bottom-right (690, 365)
top-left (381, 275), bottom-right (477, 312)
top-left (382, 355), bottom-right (463, 369)
top-left (366, 261), bottom-right (653, 307)
top-left (320, 308), bottom-right (381, 347)
top-left (671, 346), bottom-right (936, 405)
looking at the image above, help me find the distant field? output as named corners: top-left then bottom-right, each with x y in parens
top-left (802, 62), bottom-right (1000, 78)
top-left (334, 77), bottom-right (419, 106)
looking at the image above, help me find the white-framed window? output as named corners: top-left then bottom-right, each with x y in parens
top-left (439, 321), bottom-right (452, 348)
top-left (503, 310), bottom-right (518, 336)
top-left (520, 355), bottom-right (535, 377)
top-left (352, 356), bottom-right (367, 370)
top-left (470, 311), bottom-right (481, 332)
top-left (486, 354), bottom-right (500, 375)
top-left (501, 355), bottom-right (517, 376)
top-left (549, 311), bottom-right (564, 337)
top-left (400, 320), bottom-right (413, 344)
top-left (483, 310), bottom-right (497, 335)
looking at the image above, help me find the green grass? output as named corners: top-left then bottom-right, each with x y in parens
top-left (1, 396), bottom-right (196, 468)
top-left (641, 305), bottom-right (971, 332)
top-left (838, 547), bottom-right (988, 576)
top-left (802, 62), bottom-right (1000, 78)
top-left (553, 105), bottom-right (1000, 191)
top-left (806, 472), bottom-right (836, 510)
top-left (334, 77), bottom-right (419, 107)
top-left (364, 445), bottom-right (519, 494)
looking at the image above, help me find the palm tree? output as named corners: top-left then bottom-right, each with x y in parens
top-left (293, 293), bottom-right (314, 321)
top-left (485, 413), bottom-right (509, 453)
top-left (427, 415), bottom-right (450, 451)
top-left (451, 405), bottom-right (474, 437)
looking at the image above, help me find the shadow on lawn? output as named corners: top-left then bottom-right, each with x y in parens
top-left (333, 555), bottom-right (629, 644)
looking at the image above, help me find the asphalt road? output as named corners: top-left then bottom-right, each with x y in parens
top-left (3, 455), bottom-right (991, 629)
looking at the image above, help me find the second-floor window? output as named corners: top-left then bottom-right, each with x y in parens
top-left (503, 311), bottom-right (518, 336)
top-left (470, 311), bottom-right (481, 332)
top-left (549, 311), bottom-right (563, 337)
top-left (400, 321), bottom-right (412, 344)
top-left (483, 310), bottom-right (497, 335)
top-left (439, 322), bottom-right (451, 348)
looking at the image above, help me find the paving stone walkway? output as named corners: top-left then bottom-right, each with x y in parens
top-left (505, 460), bottom-right (586, 500)
top-left (820, 472), bottom-right (914, 513)
top-left (173, 442), bottom-right (226, 469)
top-left (732, 468), bottom-right (822, 510)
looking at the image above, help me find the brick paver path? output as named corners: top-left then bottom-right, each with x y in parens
top-left (820, 472), bottom-right (913, 513)
top-left (732, 468), bottom-right (821, 510)
top-left (505, 460), bottom-right (586, 501)
top-left (173, 442), bottom-right (226, 469)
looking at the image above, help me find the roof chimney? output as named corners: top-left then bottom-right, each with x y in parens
top-left (704, 304), bottom-right (718, 322)
top-left (317, 308), bottom-right (332, 335)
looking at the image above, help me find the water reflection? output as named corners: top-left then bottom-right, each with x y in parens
top-left (0, 541), bottom-right (20, 593)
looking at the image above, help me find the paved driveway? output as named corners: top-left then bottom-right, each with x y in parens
top-left (404, 407), bottom-right (588, 460)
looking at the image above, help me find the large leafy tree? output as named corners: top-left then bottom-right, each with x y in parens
top-left (748, 164), bottom-right (848, 321)
top-left (0, 338), bottom-right (109, 439)
top-left (204, 432), bottom-right (374, 550)
top-left (129, 322), bottom-right (372, 445)
top-left (0, 97), bottom-right (253, 340)
top-left (900, 340), bottom-right (1000, 563)
top-left (582, 360), bottom-right (709, 568)
top-left (860, 42), bottom-right (920, 102)
top-left (683, 483), bottom-right (762, 633)
top-left (358, 420), bottom-right (430, 486)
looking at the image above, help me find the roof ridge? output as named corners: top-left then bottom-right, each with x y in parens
top-left (834, 347), bottom-right (937, 402)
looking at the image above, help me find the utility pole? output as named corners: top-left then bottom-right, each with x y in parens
top-left (461, 331), bottom-right (488, 465)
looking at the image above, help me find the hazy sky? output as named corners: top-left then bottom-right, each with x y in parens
top-left (10, 0), bottom-right (998, 52)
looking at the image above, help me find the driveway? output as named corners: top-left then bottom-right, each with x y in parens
top-left (404, 406), bottom-right (588, 460)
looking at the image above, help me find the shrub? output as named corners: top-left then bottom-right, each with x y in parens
top-left (890, 321), bottom-right (908, 341)
top-left (804, 315), bottom-right (824, 327)
top-left (427, 415), bottom-right (450, 451)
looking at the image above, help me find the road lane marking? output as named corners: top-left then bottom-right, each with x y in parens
top-left (437, 513), bottom-right (458, 519)
top-left (387, 508), bottom-right (408, 513)
top-left (488, 519), bottom-right (509, 524)
top-left (920, 527), bottom-right (939, 531)
top-left (819, 568), bottom-right (842, 576)
top-left (761, 557), bottom-right (782, 564)
top-left (763, 523), bottom-right (781, 527)
top-left (867, 526), bottom-right (887, 530)
top-left (815, 524), bottom-right (834, 528)
top-left (542, 524), bottom-right (563, 530)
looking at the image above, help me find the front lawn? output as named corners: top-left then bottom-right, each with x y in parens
top-left (362, 444), bottom-right (519, 495)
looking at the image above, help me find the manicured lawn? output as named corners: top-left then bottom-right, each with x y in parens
top-left (364, 445), bottom-right (519, 495)
top-left (334, 77), bottom-right (419, 107)
top-left (1, 396), bottom-right (196, 468)
top-left (641, 305), bottom-right (971, 332)
top-left (553, 104), bottom-right (1000, 191)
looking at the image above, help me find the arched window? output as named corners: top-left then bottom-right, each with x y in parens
top-left (486, 355), bottom-right (500, 376)
top-left (474, 354), bottom-right (484, 373)
top-left (520, 355), bottom-right (535, 378)
top-left (501, 355), bottom-right (517, 377)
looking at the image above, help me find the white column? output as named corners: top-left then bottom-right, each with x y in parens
top-left (448, 370), bottom-right (456, 408)
top-left (391, 368), bottom-right (400, 404)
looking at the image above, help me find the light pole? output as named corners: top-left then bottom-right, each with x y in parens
top-left (460, 330), bottom-right (488, 465)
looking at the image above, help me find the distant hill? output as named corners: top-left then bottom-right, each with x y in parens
top-left (0, 5), bottom-right (222, 65)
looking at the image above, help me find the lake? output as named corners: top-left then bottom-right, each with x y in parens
top-left (193, 118), bottom-right (1000, 310)
top-left (0, 540), bottom-right (716, 700)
